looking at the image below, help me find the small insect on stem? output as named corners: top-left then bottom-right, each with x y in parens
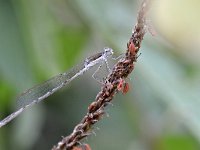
top-left (117, 78), bottom-right (130, 94)
top-left (128, 41), bottom-right (137, 55)
top-left (117, 78), bottom-right (124, 92)
top-left (122, 82), bottom-right (129, 94)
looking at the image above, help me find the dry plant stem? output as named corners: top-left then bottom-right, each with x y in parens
top-left (52, 0), bottom-right (149, 149)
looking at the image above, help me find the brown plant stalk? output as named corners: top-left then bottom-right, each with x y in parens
top-left (52, 0), bottom-right (150, 149)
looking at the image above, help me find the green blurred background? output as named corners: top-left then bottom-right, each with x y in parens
top-left (0, 0), bottom-right (200, 150)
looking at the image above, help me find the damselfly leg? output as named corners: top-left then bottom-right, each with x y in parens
top-left (92, 58), bottom-right (112, 84)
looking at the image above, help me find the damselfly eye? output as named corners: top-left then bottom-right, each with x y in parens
top-left (104, 47), bottom-right (113, 55)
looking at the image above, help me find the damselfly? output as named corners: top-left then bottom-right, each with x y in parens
top-left (0, 47), bottom-right (113, 128)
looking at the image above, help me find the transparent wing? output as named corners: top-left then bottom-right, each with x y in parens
top-left (17, 63), bottom-right (85, 108)
top-left (0, 63), bottom-right (85, 128)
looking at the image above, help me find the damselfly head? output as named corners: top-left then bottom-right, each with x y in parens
top-left (103, 47), bottom-right (113, 56)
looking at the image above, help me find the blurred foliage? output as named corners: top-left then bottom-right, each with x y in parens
top-left (0, 0), bottom-right (200, 150)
